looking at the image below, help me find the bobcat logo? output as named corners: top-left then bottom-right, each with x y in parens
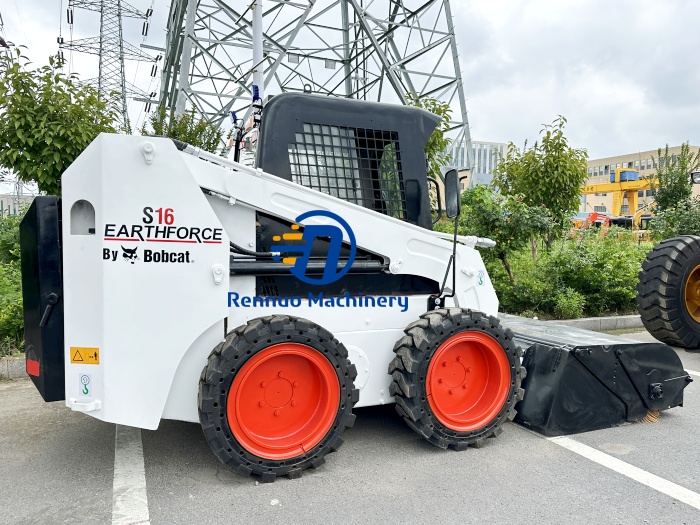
top-left (121, 246), bottom-right (139, 264)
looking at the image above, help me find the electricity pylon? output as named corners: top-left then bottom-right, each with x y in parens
top-left (61, 0), bottom-right (154, 125)
top-left (160, 0), bottom-right (473, 168)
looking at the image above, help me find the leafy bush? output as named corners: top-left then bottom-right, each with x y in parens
top-left (0, 211), bottom-right (24, 355)
top-left (650, 198), bottom-right (700, 239)
top-left (0, 261), bottom-right (23, 356)
top-left (141, 107), bottom-right (227, 154)
top-left (486, 227), bottom-right (651, 318)
top-left (553, 288), bottom-right (586, 319)
top-left (546, 228), bottom-right (650, 315)
top-left (0, 210), bottom-right (22, 264)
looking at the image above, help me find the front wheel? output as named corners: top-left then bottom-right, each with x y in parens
top-left (389, 309), bottom-right (525, 449)
top-left (198, 316), bottom-right (359, 482)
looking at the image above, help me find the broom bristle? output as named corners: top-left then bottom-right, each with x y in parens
top-left (638, 409), bottom-right (661, 423)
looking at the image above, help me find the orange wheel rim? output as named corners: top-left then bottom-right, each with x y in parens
top-left (685, 264), bottom-right (700, 323)
top-left (427, 332), bottom-right (511, 432)
top-left (227, 343), bottom-right (340, 460)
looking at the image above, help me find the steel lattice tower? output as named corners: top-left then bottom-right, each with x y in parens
top-left (160, 0), bottom-right (473, 168)
top-left (61, 0), bottom-right (154, 125)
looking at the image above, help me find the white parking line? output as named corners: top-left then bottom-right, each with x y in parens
top-left (685, 369), bottom-right (700, 377)
top-left (112, 425), bottom-right (151, 525)
top-left (548, 436), bottom-right (700, 511)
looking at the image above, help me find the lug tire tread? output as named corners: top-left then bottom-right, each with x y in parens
top-left (637, 235), bottom-right (700, 349)
top-left (198, 315), bottom-right (359, 482)
top-left (388, 308), bottom-right (523, 450)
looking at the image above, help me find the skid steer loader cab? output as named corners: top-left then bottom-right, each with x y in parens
top-left (18, 93), bottom-right (690, 482)
top-left (256, 93), bottom-right (437, 229)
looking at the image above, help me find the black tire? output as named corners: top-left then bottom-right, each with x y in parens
top-left (198, 315), bottom-right (359, 482)
top-left (388, 308), bottom-right (525, 450)
top-left (637, 235), bottom-right (700, 349)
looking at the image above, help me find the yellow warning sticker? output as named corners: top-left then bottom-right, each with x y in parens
top-left (70, 347), bottom-right (100, 365)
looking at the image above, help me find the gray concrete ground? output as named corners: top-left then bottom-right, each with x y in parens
top-left (2, 330), bottom-right (700, 525)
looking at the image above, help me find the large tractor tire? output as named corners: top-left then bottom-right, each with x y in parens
top-left (638, 235), bottom-right (700, 349)
top-left (198, 315), bottom-right (359, 482)
top-left (389, 309), bottom-right (525, 450)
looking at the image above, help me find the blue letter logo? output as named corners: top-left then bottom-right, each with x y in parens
top-left (271, 210), bottom-right (356, 285)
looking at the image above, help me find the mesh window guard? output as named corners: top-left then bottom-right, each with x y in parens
top-left (288, 123), bottom-right (407, 219)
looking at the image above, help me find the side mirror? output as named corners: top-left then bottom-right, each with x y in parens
top-left (444, 168), bottom-right (461, 219)
top-left (692, 171), bottom-right (700, 184)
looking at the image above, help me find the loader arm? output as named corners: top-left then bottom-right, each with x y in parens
top-left (182, 144), bottom-right (496, 312)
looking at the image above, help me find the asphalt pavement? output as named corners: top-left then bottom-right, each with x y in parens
top-left (2, 330), bottom-right (700, 525)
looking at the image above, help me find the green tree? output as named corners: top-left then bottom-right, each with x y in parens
top-left (493, 116), bottom-right (588, 245)
top-left (141, 106), bottom-right (226, 154)
top-left (648, 142), bottom-right (700, 212)
top-left (651, 197), bottom-right (700, 238)
top-left (0, 51), bottom-right (120, 195)
top-left (456, 185), bottom-right (552, 282)
top-left (405, 92), bottom-right (452, 179)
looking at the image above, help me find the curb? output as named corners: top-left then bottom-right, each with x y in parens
top-left (0, 356), bottom-right (28, 381)
top-left (545, 314), bottom-right (643, 332)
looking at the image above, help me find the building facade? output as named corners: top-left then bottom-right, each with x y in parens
top-left (0, 193), bottom-right (34, 217)
top-left (581, 145), bottom-right (700, 215)
top-left (447, 140), bottom-right (507, 187)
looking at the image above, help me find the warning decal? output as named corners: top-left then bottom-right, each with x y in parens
top-left (70, 347), bottom-right (100, 365)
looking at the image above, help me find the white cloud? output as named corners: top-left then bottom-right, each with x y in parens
top-left (3, 0), bottom-right (699, 159)
top-left (454, 0), bottom-right (700, 157)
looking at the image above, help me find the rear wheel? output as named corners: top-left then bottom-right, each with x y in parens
top-left (638, 235), bottom-right (700, 349)
top-left (389, 309), bottom-right (525, 449)
top-left (199, 315), bottom-right (359, 482)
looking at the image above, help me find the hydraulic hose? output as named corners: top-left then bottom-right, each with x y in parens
top-left (230, 241), bottom-right (279, 258)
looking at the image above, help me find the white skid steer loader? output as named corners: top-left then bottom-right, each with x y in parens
top-left (20, 94), bottom-right (690, 482)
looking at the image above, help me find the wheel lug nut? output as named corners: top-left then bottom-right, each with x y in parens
top-left (448, 389), bottom-right (453, 395)
top-left (442, 361), bottom-right (447, 367)
top-left (456, 356), bottom-right (461, 362)
top-left (462, 384), bottom-right (467, 389)
top-left (259, 401), bottom-right (265, 407)
top-left (291, 400), bottom-right (297, 407)
top-left (437, 378), bottom-right (443, 384)
top-left (293, 381), bottom-right (299, 387)
top-left (274, 410), bottom-right (280, 416)
top-left (466, 367), bottom-right (472, 372)
top-left (260, 381), bottom-right (267, 388)
top-left (278, 371), bottom-right (285, 378)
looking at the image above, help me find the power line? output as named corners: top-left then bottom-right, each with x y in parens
top-left (11, 0), bottom-right (28, 44)
top-left (61, 1), bottom-right (155, 126)
top-left (127, 0), bottom-right (157, 129)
